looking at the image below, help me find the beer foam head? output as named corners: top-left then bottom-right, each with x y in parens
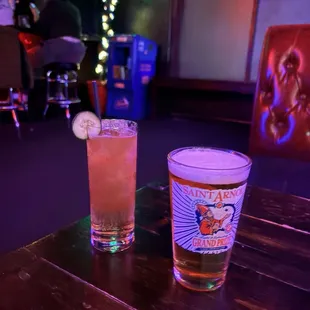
top-left (168, 147), bottom-right (251, 184)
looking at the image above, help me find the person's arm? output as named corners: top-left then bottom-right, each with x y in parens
top-left (29, 3), bottom-right (40, 22)
top-left (73, 5), bottom-right (83, 37)
top-left (29, 2), bottom-right (48, 38)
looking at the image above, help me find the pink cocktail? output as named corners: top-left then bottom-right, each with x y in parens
top-left (87, 119), bottom-right (137, 253)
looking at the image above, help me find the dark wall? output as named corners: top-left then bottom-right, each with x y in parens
top-left (112, 0), bottom-right (170, 74)
top-left (34, 0), bottom-right (102, 35)
top-left (71, 0), bottom-right (102, 35)
top-left (35, 0), bottom-right (171, 62)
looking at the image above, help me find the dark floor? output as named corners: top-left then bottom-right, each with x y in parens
top-left (1, 115), bottom-right (309, 254)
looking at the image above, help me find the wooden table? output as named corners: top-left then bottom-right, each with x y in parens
top-left (1, 183), bottom-right (310, 309)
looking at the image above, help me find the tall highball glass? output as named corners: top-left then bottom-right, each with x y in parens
top-left (87, 119), bottom-right (137, 253)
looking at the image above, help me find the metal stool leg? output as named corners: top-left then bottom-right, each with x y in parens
top-left (65, 105), bottom-right (70, 120)
top-left (73, 71), bottom-right (78, 100)
top-left (17, 89), bottom-right (28, 111)
top-left (8, 88), bottom-right (20, 128)
top-left (20, 91), bottom-right (28, 112)
top-left (11, 110), bottom-right (20, 128)
top-left (65, 105), bottom-right (71, 129)
top-left (43, 104), bottom-right (50, 117)
top-left (56, 74), bottom-right (64, 100)
top-left (46, 73), bottom-right (51, 100)
top-left (44, 71), bottom-right (52, 118)
top-left (64, 73), bottom-right (69, 100)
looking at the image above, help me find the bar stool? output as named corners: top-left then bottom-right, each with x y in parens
top-left (0, 88), bottom-right (19, 127)
top-left (0, 26), bottom-right (33, 128)
top-left (44, 63), bottom-right (81, 120)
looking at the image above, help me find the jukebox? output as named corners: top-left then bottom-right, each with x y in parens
top-left (106, 34), bottom-right (157, 120)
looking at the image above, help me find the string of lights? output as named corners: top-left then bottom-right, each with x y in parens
top-left (95, 0), bottom-right (118, 75)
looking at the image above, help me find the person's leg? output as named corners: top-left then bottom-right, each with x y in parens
top-left (27, 45), bottom-right (44, 69)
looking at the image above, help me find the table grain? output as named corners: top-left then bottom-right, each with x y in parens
top-left (20, 183), bottom-right (310, 310)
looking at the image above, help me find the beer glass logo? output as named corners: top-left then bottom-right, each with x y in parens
top-left (115, 97), bottom-right (129, 110)
top-left (172, 181), bottom-right (245, 255)
top-left (195, 203), bottom-right (233, 236)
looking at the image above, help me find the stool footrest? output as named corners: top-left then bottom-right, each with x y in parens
top-left (47, 98), bottom-right (81, 105)
top-left (0, 104), bottom-right (16, 111)
top-left (45, 62), bottom-right (80, 120)
top-left (47, 78), bottom-right (78, 83)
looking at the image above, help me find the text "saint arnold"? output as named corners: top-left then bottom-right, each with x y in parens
top-left (182, 186), bottom-right (245, 202)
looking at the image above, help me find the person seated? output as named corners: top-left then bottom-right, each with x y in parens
top-left (0, 0), bottom-right (15, 26)
top-left (0, 0), bottom-right (33, 106)
top-left (14, 0), bottom-right (33, 29)
top-left (27, 0), bottom-right (86, 72)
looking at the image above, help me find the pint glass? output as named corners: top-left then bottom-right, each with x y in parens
top-left (168, 147), bottom-right (252, 291)
top-left (87, 119), bottom-right (137, 253)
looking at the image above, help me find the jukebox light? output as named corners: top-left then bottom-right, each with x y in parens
top-left (96, 0), bottom-right (118, 75)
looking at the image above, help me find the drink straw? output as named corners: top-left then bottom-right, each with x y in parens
top-left (91, 80), bottom-right (102, 132)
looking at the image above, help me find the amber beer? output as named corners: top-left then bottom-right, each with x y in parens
top-left (168, 147), bottom-right (252, 291)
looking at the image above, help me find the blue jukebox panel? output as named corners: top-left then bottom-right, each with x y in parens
top-left (106, 89), bottom-right (147, 120)
top-left (106, 34), bottom-right (157, 120)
